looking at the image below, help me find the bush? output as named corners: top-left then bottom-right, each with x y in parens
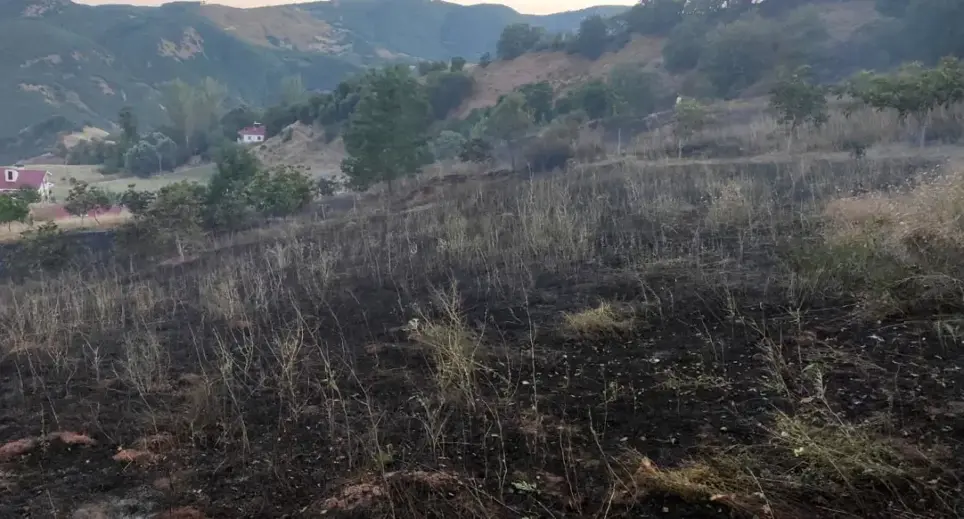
top-left (569, 15), bottom-right (611, 60)
top-left (13, 222), bottom-right (71, 274)
top-left (523, 137), bottom-right (572, 173)
top-left (624, 0), bottom-right (684, 35)
top-left (458, 138), bottom-right (493, 164)
top-left (496, 23), bottom-right (544, 60)
top-left (662, 18), bottom-right (707, 73)
top-left (432, 131), bottom-right (467, 161)
top-left (425, 71), bottom-right (475, 120)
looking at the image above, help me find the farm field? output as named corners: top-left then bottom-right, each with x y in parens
top-left (36, 163), bottom-right (218, 201)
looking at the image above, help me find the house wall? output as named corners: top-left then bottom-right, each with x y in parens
top-left (238, 134), bottom-right (264, 144)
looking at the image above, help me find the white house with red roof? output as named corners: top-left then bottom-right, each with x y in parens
top-left (237, 123), bottom-right (266, 144)
top-left (0, 167), bottom-right (54, 201)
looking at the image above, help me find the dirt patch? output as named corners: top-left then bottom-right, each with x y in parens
top-left (21, 0), bottom-right (67, 17)
top-left (61, 126), bottom-right (110, 149)
top-left (200, 4), bottom-right (347, 54)
top-left (20, 54), bottom-right (62, 68)
top-left (253, 122), bottom-right (346, 178)
top-left (158, 27), bottom-right (205, 61)
top-left (91, 76), bottom-right (115, 96)
top-left (18, 83), bottom-right (60, 104)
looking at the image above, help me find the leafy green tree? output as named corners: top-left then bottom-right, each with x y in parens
top-left (479, 52), bottom-right (492, 68)
top-left (341, 66), bottom-right (431, 192)
top-left (624, 0), bottom-right (684, 35)
top-left (124, 142), bottom-right (160, 177)
top-left (120, 184), bottom-right (156, 216)
top-left (425, 71), bottom-right (475, 120)
top-left (64, 181), bottom-right (111, 222)
top-left (840, 58), bottom-right (964, 147)
top-left (450, 56), bottom-right (467, 72)
top-left (662, 18), bottom-right (708, 73)
top-left (128, 181), bottom-right (208, 257)
top-left (11, 187), bottom-right (40, 204)
top-left (162, 79), bottom-right (200, 152)
top-left (418, 60), bottom-right (448, 76)
top-left (205, 144), bottom-right (263, 229)
top-left (248, 165), bottom-right (316, 219)
top-left (698, 16), bottom-right (778, 98)
top-left (518, 82), bottom-right (554, 124)
top-left (14, 222), bottom-right (69, 274)
top-left (162, 77), bottom-right (226, 155)
top-left (496, 23), bottom-right (544, 60)
top-left (570, 15), bottom-right (610, 60)
top-left (609, 65), bottom-right (668, 116)
top-left (769, 66), bottom-right (829, 152)
top-left (432, 131), bottom-right (467, 161)
top-left (673, 98), bottom-right (709, 158)
top-left (124, 132), bottom-right (178, 176)
top-left (0, 194), bottom-right (30, 230)
top-left (577, 80), bottom-right (613, 120)
top-left (485, 92), bottom-right (533, 169)
top-left (118, 106), bottom-right (138, 149)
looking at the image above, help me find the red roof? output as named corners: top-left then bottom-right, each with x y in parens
top-left (239, 125), bottom-right (266, 137)
top-left (0, 168), bottom-right (50, 190)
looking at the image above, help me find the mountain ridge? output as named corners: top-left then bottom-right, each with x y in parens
top-left (0, 0), bottom-right (628, 162)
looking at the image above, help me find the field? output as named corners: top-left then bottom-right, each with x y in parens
top-left (38, 163), bottom-right (217, 200)
top-left (2, 117), bottom-right (964, 519)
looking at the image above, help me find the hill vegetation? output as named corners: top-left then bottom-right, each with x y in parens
top-left (0, 0), bottom-right (624, 164)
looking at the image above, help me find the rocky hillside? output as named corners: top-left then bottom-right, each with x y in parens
top-left (0, 0), bottom-right (627, 163)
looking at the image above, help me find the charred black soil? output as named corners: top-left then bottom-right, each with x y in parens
top-left (1, 157), bottom-right (963, 518)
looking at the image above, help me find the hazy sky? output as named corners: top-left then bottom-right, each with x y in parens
top-left (75, 0), bottom-right (636, 15)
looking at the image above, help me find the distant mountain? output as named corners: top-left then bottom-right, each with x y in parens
top-left (0, 0), bottom-right (628, 162)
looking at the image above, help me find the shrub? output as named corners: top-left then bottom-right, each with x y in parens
top-left (431, 131), bottom-right (467, 161)
top-left (458, 138), bottom-right (493, 164)
top-left (522, 132), bottom-right (575, 173)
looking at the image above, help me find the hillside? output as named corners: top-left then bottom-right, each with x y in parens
top-left (457, 0), bottom-right (884, 116)
top-left (0, 0), bottom-right (627, 164)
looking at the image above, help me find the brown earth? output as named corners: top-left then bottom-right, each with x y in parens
top-left (252, 121), bottom-right (346, 179)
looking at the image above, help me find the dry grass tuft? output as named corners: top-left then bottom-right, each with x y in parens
top-left (410, 286), bottom-right (482, 402)
top-left (704, 178), bottom-right (764, 229)
top-left (770, 412), bottom-right (936, 486)
top-left (814, 166), bottom-right (964, 314)
top-left (618, 455), bottom-right (777, 517)
top-left (562, 302), bottom-right (634, 338)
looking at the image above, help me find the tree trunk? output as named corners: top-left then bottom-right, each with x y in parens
top-left (919, 122), bottom-right (927, 149)
top-left (786, 129), bottom-right (794, 154)
top-left (677, 139), bottom-right (683, 159)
